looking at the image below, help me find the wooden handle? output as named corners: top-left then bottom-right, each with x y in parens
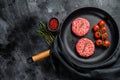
top-left (32, 49), bottom-right (50, 62)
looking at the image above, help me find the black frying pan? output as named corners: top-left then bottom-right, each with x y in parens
top-left (28, 7), bottom-right (119, 69)
top-left (57, 7), bottom-right (119, 68)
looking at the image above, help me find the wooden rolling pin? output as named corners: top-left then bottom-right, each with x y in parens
top-left (27, 49), bottom-right (50, 63)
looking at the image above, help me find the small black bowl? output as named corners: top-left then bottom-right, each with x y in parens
top-left (48, 17), bottom-right (59, 34)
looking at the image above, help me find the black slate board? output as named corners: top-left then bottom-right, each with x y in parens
top-left (0, 0), bottom-right (120, 80)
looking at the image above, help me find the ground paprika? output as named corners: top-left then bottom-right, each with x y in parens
top-left (49, 17), bottom-right (59, 31)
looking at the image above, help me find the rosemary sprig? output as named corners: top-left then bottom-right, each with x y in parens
top-left (82, 42), bottom-right (88, 52)
top-left (39, 22), bottom-right (54, 40)
top-left (36, 22), bottom-right (55, 46)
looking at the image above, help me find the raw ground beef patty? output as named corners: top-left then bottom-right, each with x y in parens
top-left (72, 18), bottom-right (90, 37)
top-left (76, 38), bottom-right (95, 57)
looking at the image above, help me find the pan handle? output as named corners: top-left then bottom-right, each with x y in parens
top-left (27, 49), bottom-right (50, 63)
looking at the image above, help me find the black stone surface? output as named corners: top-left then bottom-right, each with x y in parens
top-left (0, 0), bottom-right (120, 80)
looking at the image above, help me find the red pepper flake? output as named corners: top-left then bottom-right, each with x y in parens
top-left (49, 18), bottom-right (59, 30)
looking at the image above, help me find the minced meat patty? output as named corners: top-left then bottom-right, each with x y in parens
top-left (76, 38), bottom-right (95, 57)
top-left (72, 18), bottom-right (90, 37)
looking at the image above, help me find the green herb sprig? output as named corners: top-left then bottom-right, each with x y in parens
top-left (36, 22), bottom-right (55, 46)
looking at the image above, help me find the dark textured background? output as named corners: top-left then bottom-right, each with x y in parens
top-left (0, 0), bottom-right (120, 80)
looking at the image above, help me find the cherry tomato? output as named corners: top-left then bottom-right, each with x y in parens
top-left (94, 32), bottom-right (101, 39)
top-left (98, 20), bottom-right (105, 27)
top-left (101, 26), bottom-right (107, 32)
top-left (93, 24), bottom-right (100, 32)
top-left (103, 40), bottom-right (111, 47)
top-left (102, 32), bottom-right (108, 39)
top-left (95, 39), bottom-right (103, 46)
